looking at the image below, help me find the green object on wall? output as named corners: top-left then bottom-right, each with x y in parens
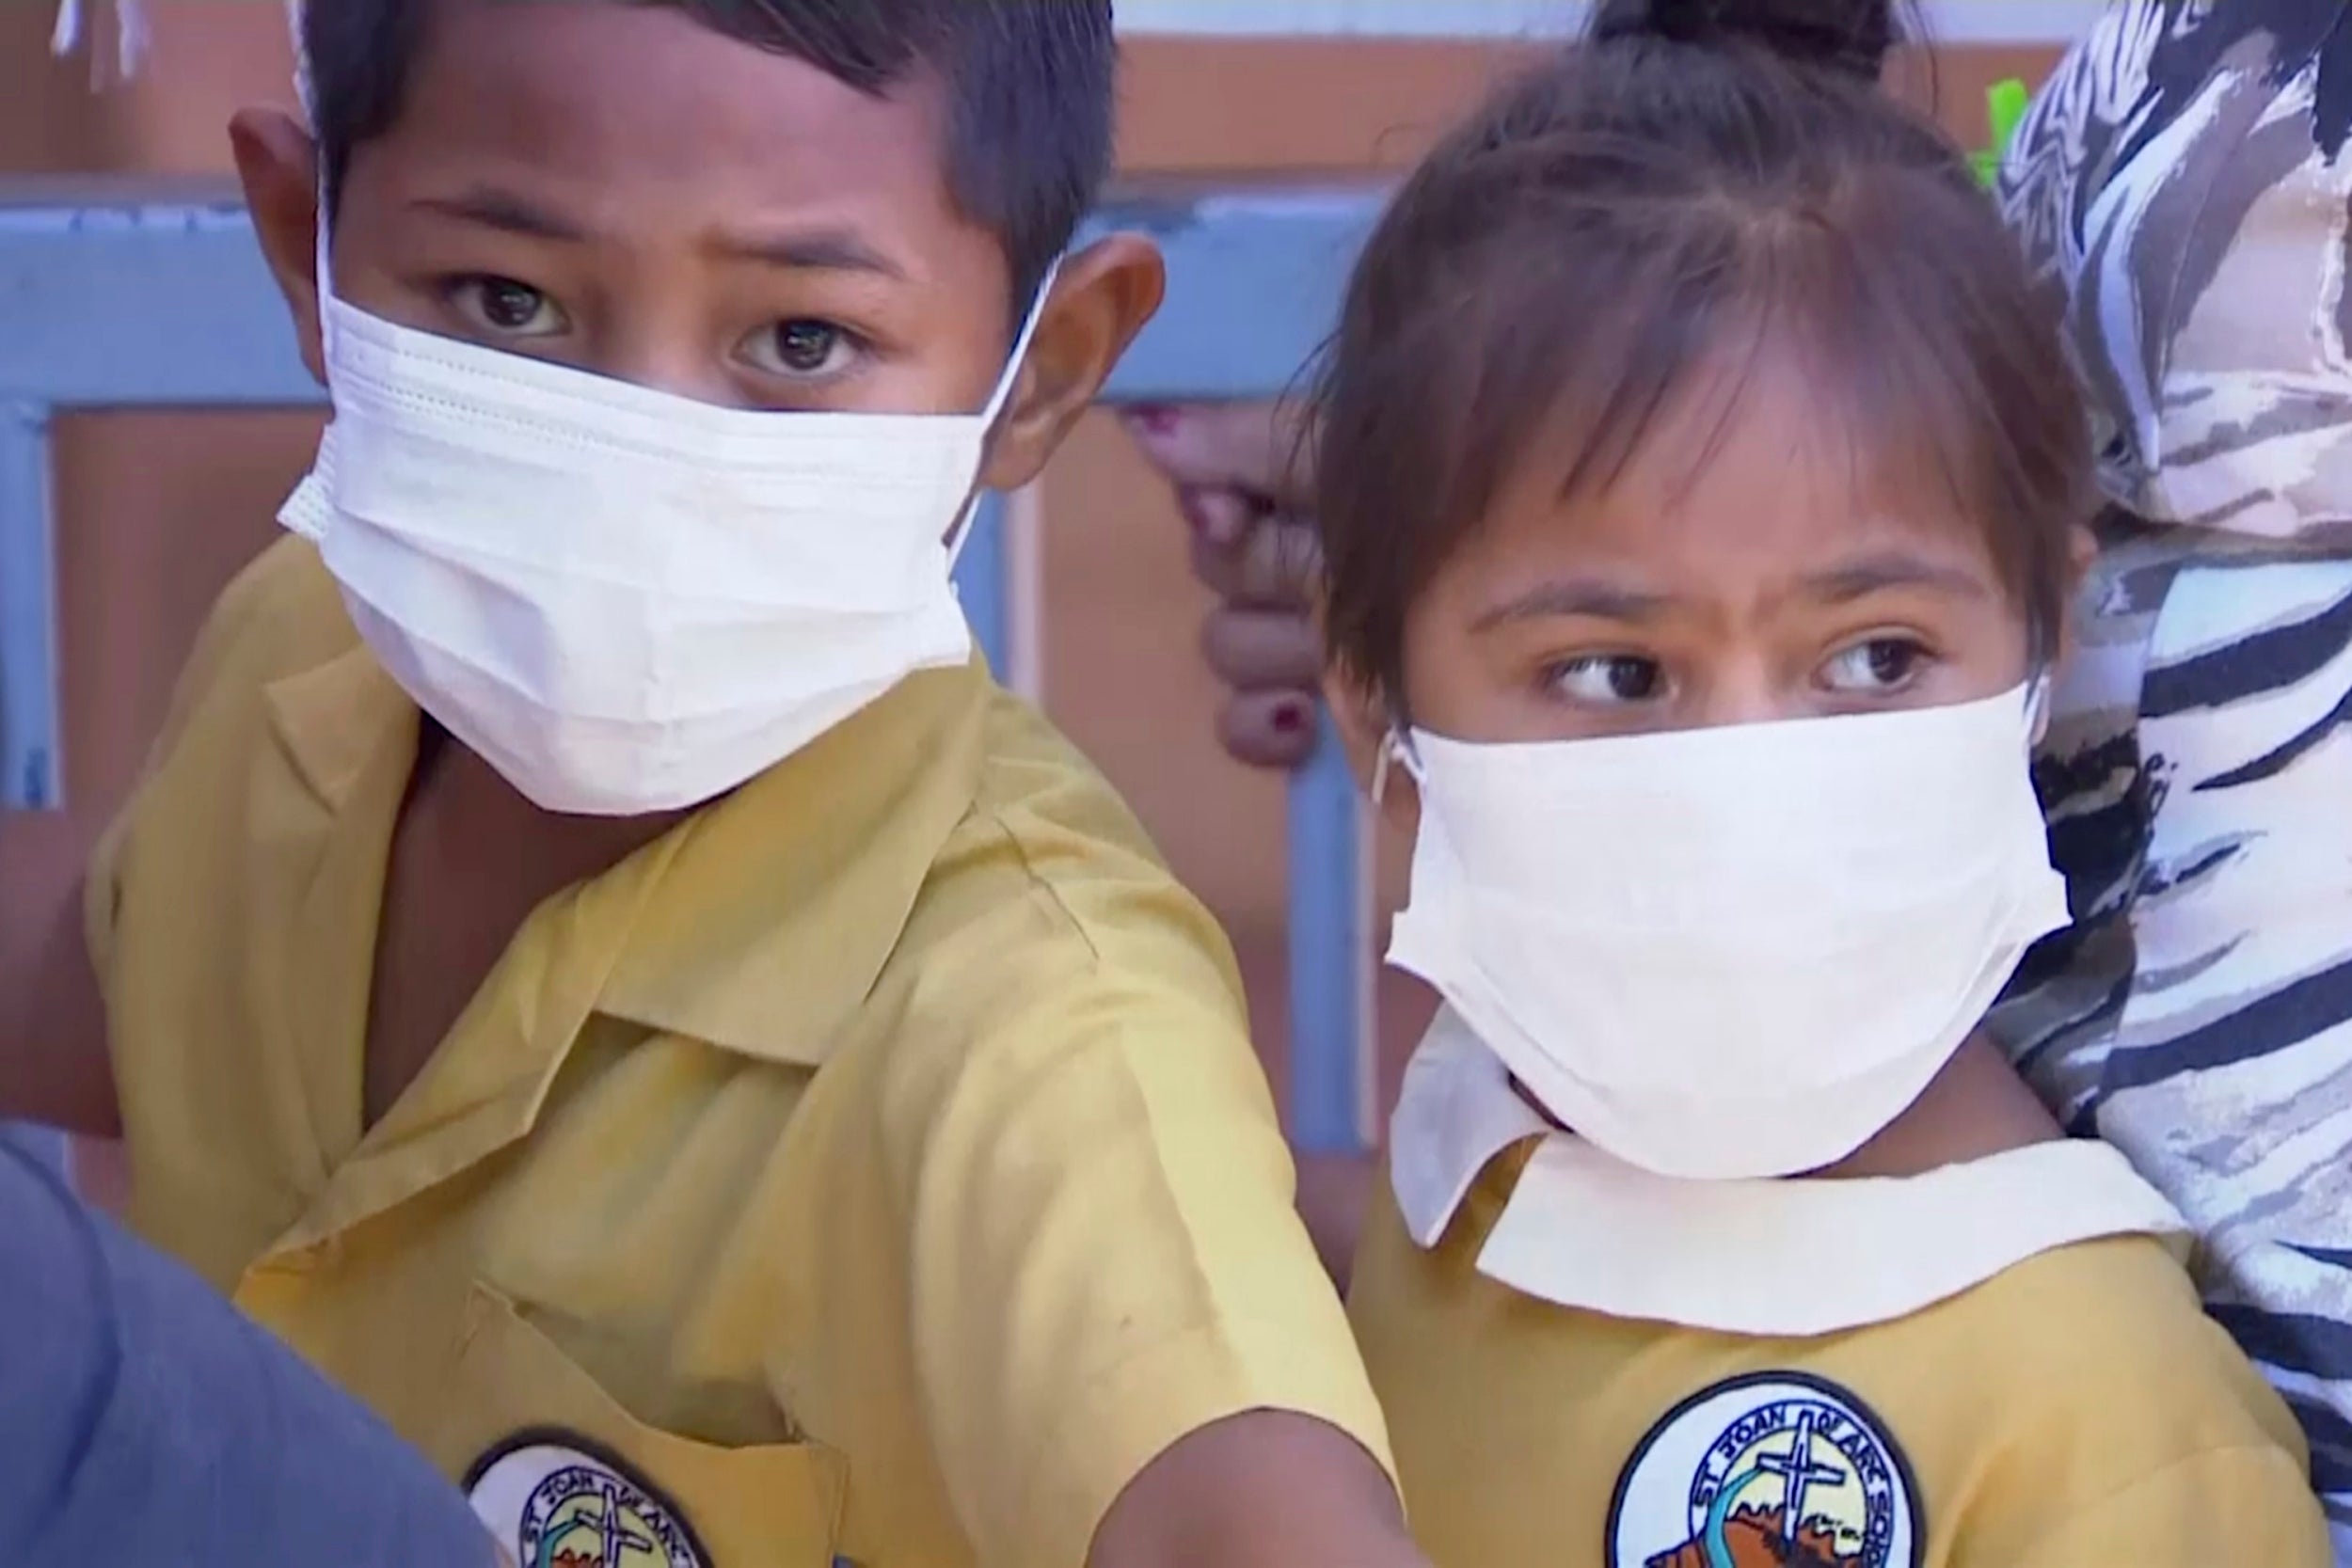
top-left (1973, 77), bottom-right (2031, 188)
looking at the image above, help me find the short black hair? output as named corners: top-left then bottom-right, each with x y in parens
top-left (302, 0), bottom-right (1116, 306)
top-left (1315, 0), bottom-right (2090, 706)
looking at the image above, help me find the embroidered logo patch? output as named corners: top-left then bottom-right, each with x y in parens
top-left (467, 1433), bottom-right (709, 1568)
top-left (1604, 1373), bottom-right (1923, 1568)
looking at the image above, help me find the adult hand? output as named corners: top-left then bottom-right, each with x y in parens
top-left (1121, 404), bottom-right (1324, 770)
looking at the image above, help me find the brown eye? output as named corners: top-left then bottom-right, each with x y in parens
top-left (448, 276), bottom-right (564, 338)
top-left (1822, 638), bottom-right (1930, 694)
top-left (740, 319), bottom-right (863, 380)
top-left (1549, 655), bottom-right (1665, 705)
top-left (778, 322), bottom-right (837, 372)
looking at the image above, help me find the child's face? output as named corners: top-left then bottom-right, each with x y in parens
top-left (230, 0), bottom-right (1160, 491)
top-left (1396, 356), bottom-right (2036, 746)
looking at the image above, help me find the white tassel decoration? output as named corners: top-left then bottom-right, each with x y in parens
top-left (50, 0), bottom-right (151, 83)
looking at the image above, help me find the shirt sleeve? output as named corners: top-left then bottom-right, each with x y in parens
top-left (784, 800), bottom-right (1397, 1568)
top-left (0, 1135), bottom-right (500, 1567)
top-left (2007, 1444), bottom-right (2332, 1568)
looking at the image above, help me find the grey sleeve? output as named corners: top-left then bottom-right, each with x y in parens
top-left (0, 1136), bottom-right (497, 1566)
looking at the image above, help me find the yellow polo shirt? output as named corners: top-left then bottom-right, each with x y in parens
top-left (1353, 1015), bottom-right (2328, 1568)
top-left (87, 537), bottom-right (1392, 1568)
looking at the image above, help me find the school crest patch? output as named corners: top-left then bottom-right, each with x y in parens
top-left (1604, 1373), bottom-right (1923, 1568)
top-left (467, 1433), bottom-right (709, 1568)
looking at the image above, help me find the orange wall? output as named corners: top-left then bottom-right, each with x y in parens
top-left (0, 7), bottom-right (2063, 1158)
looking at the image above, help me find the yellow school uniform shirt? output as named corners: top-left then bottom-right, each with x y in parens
top-left (1350, 1009), bottom-right (2329, 1568)
top-left (86, 536), bottom-right (1393, 1568)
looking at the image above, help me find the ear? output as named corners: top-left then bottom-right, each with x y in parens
top-left (2064, 521), bottom-right (2100, 593)
top-left (230, 106), bottom-right (326, 386)
top-left (1324, 665), bottom-right (1420, 843)
top-left (2049, 519), bottom-right (2101, 673)
top-left (979, 232), bottom-right (1166, 491)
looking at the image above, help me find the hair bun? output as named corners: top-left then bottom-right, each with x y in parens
top-left (1588, 0), bottom-right (1898, 80)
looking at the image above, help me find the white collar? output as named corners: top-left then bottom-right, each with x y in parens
top-left (1391, 1007), bottom-right (2190, 1338)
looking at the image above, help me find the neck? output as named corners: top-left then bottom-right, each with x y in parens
top-left (410, 721), bottom-right (689, 883)
top-left (1816, 1034), bottom-right (2060, 1180)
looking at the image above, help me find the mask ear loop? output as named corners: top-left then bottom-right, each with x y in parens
top-left (311, 187), bottom-right (338, 362)
top-left (281, 154), bottom-right (344, 547)
top-left (1370, 728), bottom-right (1424, 809)
top-left (291, 0), bottom-right (327, 334)
top-left (945, 256), bottom-right (1067, 569)
top-left (2024, 670), bottom-right (2055, 748)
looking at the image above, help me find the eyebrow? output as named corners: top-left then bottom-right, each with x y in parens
top-left (411, 188), bottom-right (587, 243)
top-left (409, 187), bottom-right (909, 279)
top-left (1799, 552), bottom-right (1991, 604)
top-left (713, 227), bottom-right (909, 280)
top-left (1472, 580), bottom-right (1673, 630)
top-left (1470, 551), bottom-right (1988, 632)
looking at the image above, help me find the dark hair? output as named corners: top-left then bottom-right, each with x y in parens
top-left (1313, 0), bottom-right (2091, 706)
top-left (302, 0), bottom-right (1115, 306)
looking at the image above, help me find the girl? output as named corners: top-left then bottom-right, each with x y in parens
top-left (1323, 3), bottom-right (2331, 1563)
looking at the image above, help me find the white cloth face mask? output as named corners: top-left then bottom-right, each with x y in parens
top-left (1384, 684), bottom-right (2071, 1181)
top-left (280, 211), bottom-right (1057, 816)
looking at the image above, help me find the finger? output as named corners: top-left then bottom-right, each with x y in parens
top-left (1235, 515), bottom-right (1322, 606)
top-left (1176, 484), bottom-right (1260, 551)
top-left (1218, 689), bottom-right (1322, 770)
top-left (1122, 402), bottom-right (1314, 510)
top-left (1201, 607), bottom-right (1323, 692)
top-left (1188, 515), bottom-right (1319, 608)
top-left (1187, 525), bottom-right (1248, 600)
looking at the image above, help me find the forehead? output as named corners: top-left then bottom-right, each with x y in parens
top-left (1461, 355), bottom-right (1999, 596)
top-left (349, 0), bottom-right (969, 252)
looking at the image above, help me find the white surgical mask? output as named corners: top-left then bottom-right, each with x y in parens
top-left (1384, 685), bottom-right (2071, 1180)
top-left (280, 217), bottom-right (1057, 816)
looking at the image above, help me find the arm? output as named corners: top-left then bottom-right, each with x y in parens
top-left (888, 950), bottom-right (1412, 1568)
top-left (3, 535), bottom-right (293, 1139)
top-left (1090, 1412), bottom-right (1424, 1568)
top-left (785, 755), bottom-right (1415, 1568)
top-left (0, 1134), bottom-right (500, 1565)
top-left (4, 561), bottom-right (238, 1138)
top-left (0, 851), bottom-right (119, 1136)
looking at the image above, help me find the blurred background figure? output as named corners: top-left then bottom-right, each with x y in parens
top-left (1992, 0), bottom-right (2352, 1544)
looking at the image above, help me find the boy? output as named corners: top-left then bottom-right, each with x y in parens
top-left (4, 5), bottom-right (1416, 1566)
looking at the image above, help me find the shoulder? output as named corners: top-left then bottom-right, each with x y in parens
top-left (91, 536), bottom-right (357, 935)
top-left (905, 689), bottom-right (1246, 1006)
top-left (830, 688), bottom-right (1266, 1141)
top-left (123, 534), bottom-right (360, 785)
top-left (1911, 1237), bottom-right (2325, 1562)
top-left (1940, 1237), bottom-right (2297, 1449)
top-left (1995, 1441), bottom-right (2328, 1566)
top-left (99, 534), bottom-right (357, 852)
top-left (177, 535), bottom-right (360, 701)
